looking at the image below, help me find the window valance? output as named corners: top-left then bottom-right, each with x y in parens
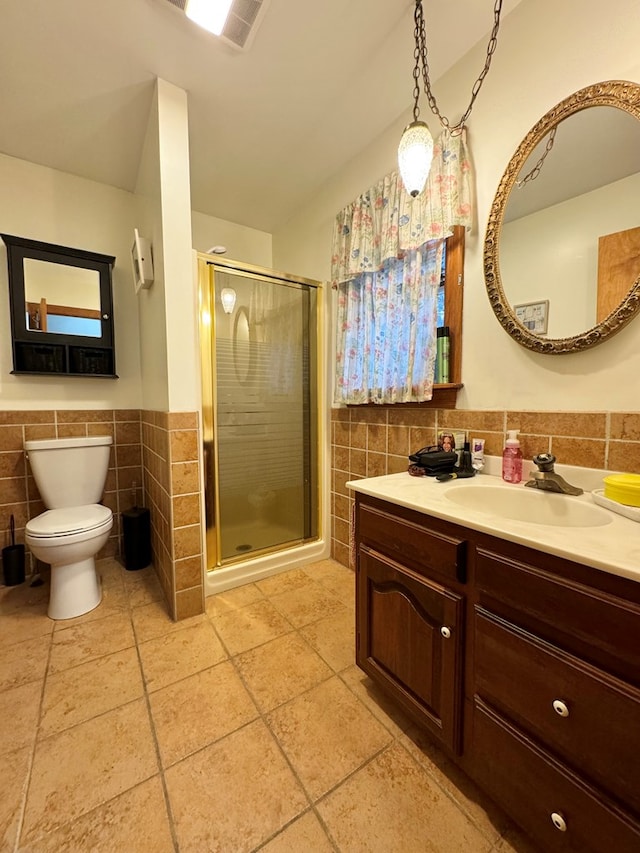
top-left (331, 129), bottom-right (473, 286)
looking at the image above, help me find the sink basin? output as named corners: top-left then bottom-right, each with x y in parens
top-left (443, 484), bottom-right (612, 528)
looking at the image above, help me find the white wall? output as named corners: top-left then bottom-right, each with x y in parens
top-left (0, 152), bottom-right (142, 409)
top-left (191, 211), bottom-right (272, 269)
top-left (272, 0), bottom-right (640, 412)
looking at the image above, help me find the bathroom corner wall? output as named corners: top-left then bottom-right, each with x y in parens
top-left (0, 409), bottom-right (142, 575)
top-left (141, 410), bottom-right (203, 620)
top-left (331, 406), bottom-right (640, 568)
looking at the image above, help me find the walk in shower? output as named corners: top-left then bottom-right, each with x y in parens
top-left (198, 256), bottom-right (326, 593)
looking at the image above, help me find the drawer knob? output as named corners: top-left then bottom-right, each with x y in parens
top-left (440, 626), bottom-right (451, 639)
top-left (552, 700), bottom-right (570, 718)
top-left (550, 812), bottom-right (567, 832)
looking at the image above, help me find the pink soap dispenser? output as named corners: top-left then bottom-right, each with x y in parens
top-left (502, 430), bottom-right (523, 484)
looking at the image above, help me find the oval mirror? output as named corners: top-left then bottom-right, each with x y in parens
top-left (484, 80), bottom-right (640, 353)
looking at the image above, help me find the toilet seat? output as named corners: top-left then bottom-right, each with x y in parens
top-left (26, 505), bottom-right (113, 540)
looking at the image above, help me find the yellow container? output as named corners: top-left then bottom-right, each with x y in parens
top-left (603, 473), bottom-right (640, 507)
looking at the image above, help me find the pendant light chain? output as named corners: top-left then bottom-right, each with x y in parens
top-left (515, 127), bottom-right (557, 187)
top-left (415, 0), bottom-right (503, 135)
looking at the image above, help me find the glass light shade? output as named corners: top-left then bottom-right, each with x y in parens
top-left (398, 121), bottom-right (434, 198)
top-left (185, 0), bottom-right (233, 36)
top-left (220, 287), bottom-right (236, 314)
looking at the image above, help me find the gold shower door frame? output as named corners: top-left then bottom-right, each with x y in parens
top-left (197, 254), bottom-right (323, 571)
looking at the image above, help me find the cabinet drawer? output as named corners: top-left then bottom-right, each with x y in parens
top-left (471, 699), bottom-right (640, 853)
top-left (475, 608), bottom-right (640, 815)
top-left (476, 547), bottom-right (640, 683)
top-left (358, 503), bottom-right (466, 583)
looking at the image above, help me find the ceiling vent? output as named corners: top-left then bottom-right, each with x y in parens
top-left (162, 0), bottom-right (267, 51)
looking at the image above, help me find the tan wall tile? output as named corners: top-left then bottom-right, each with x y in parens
top-left (0, 411), bottom-right (54, 425)
top-left (56, 409), bottom-right (114, 423)
top-left (116, 445), bottom-right (142, 468)
top-left (469, 431), bottom-right (505, 458)
top-left (88, 422), bottom-right (116, 439)
top-left (334, 517), bottom-right (349, 545)
top-left (517, 434), bottom-right (550, 463)
top-left (57, 423), bottom-right (88, 438)
top-left (171, 462), bottom-right (200, 496)
top-left (349, 408), bottom-right (387, 425)
top-left (388, 455), bottom-right (409, 474)
top-left (367, 424), bottom-right (387, 453)
top-left (331, 408), bottom-right (350, 423)
top-left (334, 494), bottom-right (350, 522)
top-left (116, 422), bottom-right (142, 445)
top-left (350, 422), bottom-right (367, 449)
top-left (366, 452), bottom-right (387, 478)
top-left (0, 426), bottom-right (24, 451)
top-left (24, 425), bottom-right (57, 442)
top-left (173, 524), bottom-right (202, 561)
top-left (115, 409), bottom-right (140, 422)
top-left (175, 586), bottom-right (204, 620)
top-left (439, 410), bottom-right (504, 432)
top-left (334, 471), bottom-right (351, 498)
top-left (175, 556), bottom-right (203, 591)
top-left (334, 421), bottom-right (350, 447)
top-left (332, 540), bottom-right (350, 569)
top-left (170, 430), bottom-right (199, 463)
top-left (172, 494), bottom-right (201, 527)
top-left (349, 449), bottom-right (367, 477)
top-left (608, 441), bottom-right (640, 474)
top-left (333, 445), bottom-right (349, 472)
top-left (610, 413), bottom-right (640, 442)
top-left (388, 425), bottom-right (410, 457)
top-left (0, 478), bottom-right (27, 505)
top-left (388, 408), bottom-right (436, 428)
top-left (509, 411), bottom-right (606, 439)
top-left (167, 412), bottom-right (198, 430)
top-left (0, 452), bottom-right (25, 479)
top-left (409, 427), bottom-right (436, 454)
top-left (550, 437), bottom-right (606, 469)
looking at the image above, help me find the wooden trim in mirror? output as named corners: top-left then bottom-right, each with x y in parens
top-left (484, 80), bottom-right (640, 354)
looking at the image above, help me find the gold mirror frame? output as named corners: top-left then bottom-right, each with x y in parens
top-left (484, 80), bottom-right (640, 354)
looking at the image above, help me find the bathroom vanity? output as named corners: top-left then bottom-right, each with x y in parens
top-left (350, 473), bottom-right (640, 853)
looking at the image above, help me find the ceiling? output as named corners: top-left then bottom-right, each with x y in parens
top-left (0, 0), bottom-right (523, 234)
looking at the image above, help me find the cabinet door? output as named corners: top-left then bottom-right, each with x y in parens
top-left (357, 545), bottom-right (464, 752)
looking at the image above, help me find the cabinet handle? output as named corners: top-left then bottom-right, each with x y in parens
top-left (440, 626), bottom-right (451, 639)
top-left (550, 812), bottom-right (567, 832)
top-left (552, 700), bottom-right (570, 718)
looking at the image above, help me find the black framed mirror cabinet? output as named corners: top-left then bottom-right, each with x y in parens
top-left (1, 234), bottom-right (117, 377)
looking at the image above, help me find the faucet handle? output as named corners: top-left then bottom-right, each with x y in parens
top-left (533, 453), bottom-right (556, 472)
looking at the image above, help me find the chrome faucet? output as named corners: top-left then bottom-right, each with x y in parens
top-left (524, 453), bottom-right (583, 496)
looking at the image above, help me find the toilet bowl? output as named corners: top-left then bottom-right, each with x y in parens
top-left (24, 436), bottom-right (114, 620)
top-left (26, 506), bottom-right (113, 620)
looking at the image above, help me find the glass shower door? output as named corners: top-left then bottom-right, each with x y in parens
top-left (203, 262), bottom-right (319, 566)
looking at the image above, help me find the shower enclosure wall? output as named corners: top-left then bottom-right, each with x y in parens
top-left (198, 255), bottom-right (327, 594)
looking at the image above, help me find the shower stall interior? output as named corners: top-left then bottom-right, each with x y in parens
top-left (198, 256), bottom-right (323, 586)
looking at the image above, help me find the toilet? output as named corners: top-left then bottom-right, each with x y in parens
top-left (25, 436), bottom-right (114, 620)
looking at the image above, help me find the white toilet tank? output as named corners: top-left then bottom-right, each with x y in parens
top-left (25, 435), bottom-right (113, 508)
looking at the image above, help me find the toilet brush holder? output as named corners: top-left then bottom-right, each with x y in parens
top-left (121, 506), bottom-right (151, 571)
top-left (2, 515), bottom-right (25, 586)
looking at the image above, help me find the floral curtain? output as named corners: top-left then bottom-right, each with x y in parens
top-left (331, 129), bottom-right (472, 405)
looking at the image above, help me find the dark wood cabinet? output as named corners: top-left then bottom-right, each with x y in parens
top-left (354, 492), bottom-right (640, 853)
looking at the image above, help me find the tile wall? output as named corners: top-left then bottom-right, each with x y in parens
top-left (141, 411), bottom-right (203, 621)
top-left (331, 407), bottom-right (640, 567)
top-left (0, 408), bottom-right (205, 622)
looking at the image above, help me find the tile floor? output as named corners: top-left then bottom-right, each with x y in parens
top-left (0, 557), bottom-right (538, 852)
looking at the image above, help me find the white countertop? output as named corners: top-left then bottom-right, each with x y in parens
top-left (347, 471), bottom-right (640, 585)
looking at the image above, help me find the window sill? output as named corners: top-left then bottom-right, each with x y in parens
top-left (346, 384), bottom-right (463, 410)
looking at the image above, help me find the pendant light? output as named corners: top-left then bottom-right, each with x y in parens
top-left (398, 0), bottom-right (504, 198)
top-left (220, 287), bottom-right (236, 314)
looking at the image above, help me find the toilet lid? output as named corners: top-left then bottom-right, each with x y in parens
top-left (26, 505), bottom-right (113, 538)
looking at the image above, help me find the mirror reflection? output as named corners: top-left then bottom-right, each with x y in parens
top-left (500, 105), bottom-right (640, 339)
top-left (24, 258), bottom-right (101, 337)
top-left (484, 81), bottom-right (640, 354)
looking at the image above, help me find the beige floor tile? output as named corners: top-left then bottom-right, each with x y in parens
top-left (40, 647), bottom-right (144, 737)
top-left (340, 664), bottom-right (413, 737)
top-left (0, 745), bottom-right (31, 851)
top-left (318, 741), bottom-right (493, 853)
top-left (0, 601), bottom-right (53, 648)
top-left (138, 620), bottom-right (227, 692)
top-left (53, 582), bottom-right (129, 628)
top-left (131, 599), bottom-right (204, 643)
top-left (124, 566), bottom-right (164, 608)
top-left (49, 611), bottom-right (135, 674)
top-left (304, 558), bottom-right (355, 602)
top-left (256, 568), bottom-right (315, 597)
top-left (165, 719), bottom-right (308, 853)
top-left (267, 675), bottom-right (392, 800)
top-left (401, 724), bottom-right (511, 845)
top-left (260, 810), bottom-right (335, 852)
top-left (149, 660), bottom-right (258, 766)
top-left (17, 776), bottom-right (174, 853)
top-left (494, 825), bottom-right (542, 853)
top-left (21, 698), bottom-right (158, 844)
top-left (0, 578), bottom-right (50, 614)
top-left (300, 608), bottom-right (355, 672)
top-left (236, 632), bottom-right (332, 712)
top-left (0, 680), bottom-right (41, 755)
top-left (270, 582), bottom-right (347, 629)
top-left (212, 598), bottom-right (293, 655)
top-left (96, 557), bottom-right (126, 590)
top-left (0, 634), bottom-right (50, 690)
top-left (205, 582), bottom-right (265, 619)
